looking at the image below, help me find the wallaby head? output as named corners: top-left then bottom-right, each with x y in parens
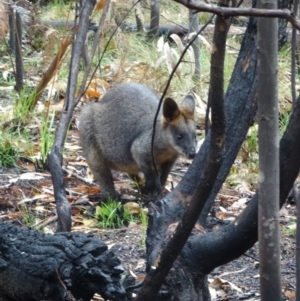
top-left (161, 95), bottom-right (197, 160)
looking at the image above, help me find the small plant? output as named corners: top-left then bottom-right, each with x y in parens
top-left (281, 219), bottom-right (296, 236)
top-left (13, 85), bottom-right (37, 123)
top-left (0, 139), bottom-right (18, 167)
top-left (95, 198), bottom-right (148, 229)
top-left (95, 198), bottom-right (127, 229)
top-left (139, 207), bottom-right (148, 229)
top-left (20, 205), bottom-right (37, 228)
top-left (279, 110), bottom-right (291, 137)
top-left (40, 110), bottom-right (56, 166)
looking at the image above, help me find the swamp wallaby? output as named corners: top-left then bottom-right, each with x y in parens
top-left (79, 83), bottom-right (197, 199)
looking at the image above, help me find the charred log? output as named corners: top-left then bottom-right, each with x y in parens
top-left (0, 223), bottom-right (126, 301)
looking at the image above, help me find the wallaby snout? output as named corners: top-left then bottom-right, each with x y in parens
top-left (188, 148), bottom-right (196, 159)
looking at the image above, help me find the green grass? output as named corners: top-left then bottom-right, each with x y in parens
top-left (40, 110), bottom-right (55, 166)
top-left (279, 110), bottom-right (291, 137)
top-left (95, 198), bottom-right (148, 229)
top-left (95, 198), bottom-right (128, 229)
top-left (0, 126), bottom-right (34, 167)
top-left (0, 137), bottom-right (19, 167)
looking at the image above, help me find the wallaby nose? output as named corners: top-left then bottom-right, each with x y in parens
top-left (188, 148), bottom-right (196, 159)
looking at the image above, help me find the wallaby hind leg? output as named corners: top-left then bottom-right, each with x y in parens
top-left (84, 146), bottom-right (118, 199)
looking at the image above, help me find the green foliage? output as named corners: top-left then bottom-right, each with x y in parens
top-left (95, 198), bottom-right (148, 229)
top-left (279, 110), bottom-right (291, 137)
top-left (0, 126), bottom-right (33, 167)
top-left (40, 110), bottom-right (55, 166)
top-left (13, 85), bottom-right (36, 123)
top-left (139, 207), bottom-right (148, 229)
top-left (20, 205), bottom-right (37, 228)
top-left (95, 198), bottom-right (127, 229)
top-left (282, 219), bottom-right (296, 236)
top-left (0, 136), bottom-right (19, 167)
top-left (245, 125), bottom-right (258, 156)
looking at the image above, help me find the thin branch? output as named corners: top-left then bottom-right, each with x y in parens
top-left (81, 0), bottom-right (141, 101)
top-left (174, 0), bottom-right (300, 30)
top-left (74, 0), bottom-right (111, 106)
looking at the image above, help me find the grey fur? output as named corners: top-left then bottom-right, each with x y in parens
top-left (79, 83), bottom-right (197, 198)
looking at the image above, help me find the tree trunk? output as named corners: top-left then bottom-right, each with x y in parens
top-left (49, 0), bottom-right (95, 232)
top-left (149, 0), bottom-right (160, 37)
top-left (15, 11), bottom-right (24, 93)
top-left (0, 223), bottom-right (125, 301)
top-left (257, 0), bottom-right (281, 298)
top-left (135, 1), bottom-right (297, 300)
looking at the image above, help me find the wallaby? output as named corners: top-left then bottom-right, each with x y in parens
top-left (79, 83), bottom-right (197, 199)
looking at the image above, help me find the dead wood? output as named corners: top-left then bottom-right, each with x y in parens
top-left (41, 20), bottom-right (190, 38)
top-left (0, 222), bottom-right (126, 301)
top-left (174, 0), bottom-right (300, 30)
top-left (133, 2), bottom-right (297, 298)
top-left (135, 0), bottom-right (229, 297)
top-left (48, 0), bottom-right (96, 232)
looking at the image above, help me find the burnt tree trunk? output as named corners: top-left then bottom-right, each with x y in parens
top-left (0, 223), bottom-right (126, 301)
top-left (133, 0), bottom-right (298, 300)
top-left (15, 11), bottom-right (24, 93)
top-left (149, 0), bottom-right (160, 37)
top-left (49, 0), bottom-right (96, 232)
top-left (132, 11), bottom-right (258, 301)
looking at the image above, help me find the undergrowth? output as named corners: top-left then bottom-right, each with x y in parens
top-left (95, 198), bottom-right (148, 229)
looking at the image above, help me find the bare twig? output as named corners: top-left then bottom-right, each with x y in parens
top-left (174, 0), bottom-right (300, 30)
top-left (74, 0), bottom-right (111, 106)
top-left (81, 0), bottom-right (140, 101)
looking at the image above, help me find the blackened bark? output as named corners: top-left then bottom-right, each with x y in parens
top-left (136, 1), bottom-right (229, 299)
top-left (142, 11), bottom-right (258, 301)
top-left (180, 95), bottom-right (300, 275)
top-left (8, 7), bottom-right (15, 54)
top-left (48, 0), bottom-right (95, 232)
top-left (0, 223), bottom-right (126, 301)
top-left (149, 0), bottom-right (160, 37)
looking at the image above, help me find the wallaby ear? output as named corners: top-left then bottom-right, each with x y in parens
top-left (163, 98), bottom-right (180, 122)
top-left (181, 95), bottom-right (195, 116)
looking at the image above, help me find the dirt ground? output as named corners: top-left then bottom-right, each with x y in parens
top-left (93, 202), bottom-right (297, 301)
top-left (0, 160), bottom-right (297, 301)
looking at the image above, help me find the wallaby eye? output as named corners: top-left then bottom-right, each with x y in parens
top-left (177, 134), bottom-right (183, 141)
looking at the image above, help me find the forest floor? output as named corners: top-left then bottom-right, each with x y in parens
top-left (0, 142), bottom-right (297, 300)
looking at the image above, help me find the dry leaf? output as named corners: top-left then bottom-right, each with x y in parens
top-left (123, 202), bottom-right (142, 215)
